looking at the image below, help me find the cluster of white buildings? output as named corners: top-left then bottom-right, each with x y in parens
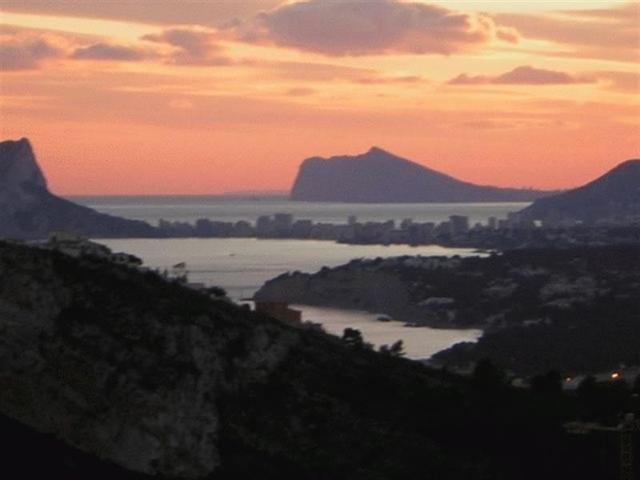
top-left (40, 232), bottom-right (142, 267)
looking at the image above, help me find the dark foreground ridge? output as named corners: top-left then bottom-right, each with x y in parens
top-left (291, 147), bottom-right (555, 202)
top-left (0, 241), bottom-right (630, 479)
top-left (0, 138), bottom-right (158, 239)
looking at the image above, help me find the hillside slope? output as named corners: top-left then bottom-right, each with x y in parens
top-left (0, 242), bottom-right (616, 479)
top-left (517, 159), bottom-right (640, 223)
top-left (256, 246), bottom-right (640, 374)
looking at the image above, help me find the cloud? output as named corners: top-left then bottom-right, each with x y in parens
top-left (557, 2), bottom-right (638, 20)
top-left (2, 28), bottom-right (162, 69)
top-left (263, 60), bottom-right (375, 82)
top-left (595, 71), bottom-right (640, 94)
top-left (353, 75), bottom-right (424, 85)
top-left (495, 27), bottom-right (520, 43)
top-left (286, 87), bottom-right (315, 97)
top-left (0, 35), bottom-right (63, 70)
top-left (232, 0), bottom-right (515, 56)
top-left (0, 0), bottom-right (281, 28)
top-left (168, 98), bottom-right (195, 110)
top-left (71, 42), bottom-right (151, 61)
top-left (449, 66), bottom-right (595, 86)
top-left (496, 3), bottom-right (639, 63)
top-left (256, 59), bottom-right (426, 85)
top-left (142, 28), bottom-right (231, 65)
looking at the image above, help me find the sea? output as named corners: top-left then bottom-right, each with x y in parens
top-left (74, 196), bottom-right (527, 360)
top-left (71, 195), bottom-right (526, 226)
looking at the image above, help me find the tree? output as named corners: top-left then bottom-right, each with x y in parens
top-left (380, 340), bottom-right (405, 358)
top-left (341, 328), bottom-right (372, 350)
top-left (389, 340), bottom-right (405, 357)
top-left (531, 370), bottom-right (562, 396)
top-left (206, 286), bottom-right (227, 298)
top-left (577, 376), bottom-right (597, 398)
top-left (472, 358), bottom-right (505, 390)
top-left (342, 328), bottom-right (364, 348)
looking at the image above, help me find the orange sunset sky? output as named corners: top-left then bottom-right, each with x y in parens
top-left (1, 0), bottom-right (638, 195)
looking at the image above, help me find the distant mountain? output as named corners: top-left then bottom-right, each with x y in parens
top-left (516, 159), bottom-right (640, 224)
top-left (290, 147), bottom-right (555, 203)
top-left (0, 138), bottom-right (158, 239)
top-left (222, 190), bottom-right (289, 198)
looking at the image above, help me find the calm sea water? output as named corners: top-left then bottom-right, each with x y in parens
top-left (297, 305), bottom-right (481, 360)
top-left (90, 197), bottom-right (499, 359)
top-left (99, 238), bottom-right (482, 360)
top-left (98, 238), bottom-right (482, 299)
top-left (72, 195), bottom-right (527, 226)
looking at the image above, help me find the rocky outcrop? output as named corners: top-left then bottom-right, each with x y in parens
top-left (0, 241), bottom-right (297, 477)
top-left (516, 159), bottom-right (640, 224)
top-left (290, 147), bottom-right (554, 202)
top-left (0, 137), bottom-right (47, 191)
top-left (0, 138), bottom-right (158, 239)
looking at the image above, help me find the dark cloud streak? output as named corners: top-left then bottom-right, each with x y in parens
top-left (0, 0), bottom-right (282, 28)
top-left (0, 36), bottom-right (62, 70)
top-left (71, 43), bottom-right (150, 61)
top-left (449, 66), bottom-right (595, 85)
top-left (142, 28), bottom-right (232, 66)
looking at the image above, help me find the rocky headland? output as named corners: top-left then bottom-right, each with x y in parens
top-left (0, 138), bottom-right (158, 239)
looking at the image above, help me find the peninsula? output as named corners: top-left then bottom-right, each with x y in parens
top-left (255, 245), bottom-right (640, 375)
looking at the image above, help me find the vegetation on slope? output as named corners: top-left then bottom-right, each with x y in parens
top-left (0, 242), bottom-right (635, 479)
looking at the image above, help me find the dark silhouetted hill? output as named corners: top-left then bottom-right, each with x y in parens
top-left (0, 241), bottom-right (621, 479)
top-left (291, 147), bottom-right (555, 202)
top-left (517, 159), bottom-right (640, 223)
top-left (0, 138), bottom-right (158, 239)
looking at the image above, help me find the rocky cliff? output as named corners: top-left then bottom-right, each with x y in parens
top-left (290, 147), bottom-right (554, 202)
top-left (0, 241), bottom-right (609, 479)
top-left (516, 159), bottom-right (640, 224)
top-left (0, 138), bottom-right (158, 239)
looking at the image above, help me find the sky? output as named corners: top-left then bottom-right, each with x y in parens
top-left (0, 0), bottom-right (638, 195)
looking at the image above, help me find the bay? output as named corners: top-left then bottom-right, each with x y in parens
top-left (99, 238), bottom-right (483, 360)
top-left (90, 196), bottom-right (502, 360)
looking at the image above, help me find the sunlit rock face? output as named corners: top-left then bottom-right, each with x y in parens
top-left (0, 138), bottom-right (158, 239)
